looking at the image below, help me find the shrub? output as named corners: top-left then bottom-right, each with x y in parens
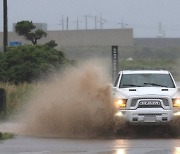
top-left (0, 45), bottom-right (71, 84)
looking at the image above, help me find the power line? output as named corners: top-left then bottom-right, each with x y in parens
top-left (57, 15), bottom-right (180, 34)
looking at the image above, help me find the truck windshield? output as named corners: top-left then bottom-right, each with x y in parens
top-left (119, 73), bottom-right (175, 88)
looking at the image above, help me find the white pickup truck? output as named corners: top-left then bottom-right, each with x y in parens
top-left (113, 70), bottom-right (180, 124)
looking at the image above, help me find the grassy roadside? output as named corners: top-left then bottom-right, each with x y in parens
top-left (0, 132), bottom-right (15, 140)
top-left (0, 83), bottom-right (36, 140)
top-left (119, 59), bottom-right (180, 81)
top-left (0, 83), bottom-right (37, 119)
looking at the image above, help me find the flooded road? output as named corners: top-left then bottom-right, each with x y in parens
top-left (0, 136), bottom-right (180, 154)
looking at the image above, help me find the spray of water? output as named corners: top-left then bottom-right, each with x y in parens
top-left (1, 60), bottom-right (180, 138)
top-left (19, 60), bottom-right (115, 138)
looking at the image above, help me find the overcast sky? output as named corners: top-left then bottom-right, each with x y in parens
top-left (0, 0), bottom-right (180, 37)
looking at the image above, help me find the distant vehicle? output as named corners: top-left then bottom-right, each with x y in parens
top-left (113, 70), bottom-right (180, 124)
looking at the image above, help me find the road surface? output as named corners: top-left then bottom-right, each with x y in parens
top-left (0, 135), bottom-right (180, 154)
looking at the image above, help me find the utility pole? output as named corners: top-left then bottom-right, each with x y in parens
top-left (95, 16), bottom-right (97, 29)
top-left (59, 16), bottom-right (65, 30)
top-left (66, 16), bottom-right (69, 30)
top-left (83, 15), bottom-right (91, 30)
top-left (84, 15), bottom-right (88, 30)
top-left (159, 22), bottom-right (162, 34)
top-left (74, 17), bottom-right (80, 30)
top-left (99, 15), bottom-right (106, 29)
top-left (100, 16), bottom-right (103, 29)
top-left (118, 19), bottom-right (128, 29)
top-left (157, 22), bottom-right (165, 38)
top-left (3, 0), bottom-right (8, 52)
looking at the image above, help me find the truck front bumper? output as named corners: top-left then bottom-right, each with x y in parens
top-left (115, 108), bottom-right (178, 123)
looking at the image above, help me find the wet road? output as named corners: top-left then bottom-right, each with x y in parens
top-left (0, 136), bottom-right (180, 154)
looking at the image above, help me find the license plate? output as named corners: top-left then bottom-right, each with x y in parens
top-left (144, 116), bottom-right (156, 122)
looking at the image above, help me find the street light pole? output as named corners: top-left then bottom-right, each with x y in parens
top-left (3, 0), bottom-right (8, 52)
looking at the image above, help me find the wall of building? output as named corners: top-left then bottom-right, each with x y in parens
top-left (43, 29), bottom-right (133, 48)
top-left (0, 29), bottom-right (133, 49)
top-left (134, 38), bottom-right (180, 48)
top-left (0, 29), bottom-right (133, 62)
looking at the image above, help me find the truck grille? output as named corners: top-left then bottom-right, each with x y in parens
top-left (130, 98), bottom-right (169, 108)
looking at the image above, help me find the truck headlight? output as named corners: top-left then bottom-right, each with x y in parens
top-left (174, 111), bottom-right (180, 116)
top-left (114, 98), bottom-right (127, 108)
top-left (173, 98), bottom-right (180, 107)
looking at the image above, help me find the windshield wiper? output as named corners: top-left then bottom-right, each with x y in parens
top-left (144, 82), bottom-right (167, 87)
top-left (122, 84), bottom-right (143, 87)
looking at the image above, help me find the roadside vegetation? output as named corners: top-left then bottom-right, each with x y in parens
top-left (120, 59), bottom-right (175, 70)
top-left (119, 59), bottom-right (178, 78)
top-left (0, 132), bottom-right (15, 140)
top-left (0, 45), bottom-right (73, 139)
top-left (0, 83), bottom-right (37, 118)
top-left (0, 44), bottom-right (74, 119)
top-left (0, 20), bottom-right (74, 121)
top-left (119, 46), bottom-right (180, 80)
top-left (15, 20), bottom-right (47, 45)
top-left (0, 45), bottom-right (73, 84)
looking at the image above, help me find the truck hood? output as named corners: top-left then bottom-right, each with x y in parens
top-left (113, 87), bottom-right (178, 98)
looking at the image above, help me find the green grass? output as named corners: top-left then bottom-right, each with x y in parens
top-left (0, 83), bottom-right (38, 119)
top-left (120, 59), bottom-right (175, 70)
top-left (119, 59), bottom-right (180, 80)
top-left (0, 132), bottom-right (15, 140)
